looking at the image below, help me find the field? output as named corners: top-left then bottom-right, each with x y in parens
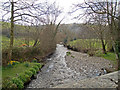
top-left (68, 39), bottom-right (104, 50)
top-left (2, 35), bottom-right (34, 49)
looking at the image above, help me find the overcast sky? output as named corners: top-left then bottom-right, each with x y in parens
top-left (49, 0), bottom-right (84, 24)
top-left (1, 0), bottom-right (120, 24)
top-left (1, 0), bottom-right (85, 24)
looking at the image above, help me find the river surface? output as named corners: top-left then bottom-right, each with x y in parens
top-left (27, 44), bottom-right (112, 88)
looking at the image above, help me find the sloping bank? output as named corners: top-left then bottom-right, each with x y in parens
top-left (53, 71), bottom-right (119, 88)
top-left (2, 62), bottom-right (44, 89)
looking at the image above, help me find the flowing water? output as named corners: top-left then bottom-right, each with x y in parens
top-left (27, 44), bottom-right (108, 88)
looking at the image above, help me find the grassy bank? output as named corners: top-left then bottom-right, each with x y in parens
top-left (67, 39), bottom-right (118, 66)
top-left (2, 61), bottom-right (43, 88)
top-left (96, 52), bottom-right (120, 65)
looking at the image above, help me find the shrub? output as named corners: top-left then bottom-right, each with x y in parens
top-left (19, 58), bottom-right (24, 63)
top-left (24, 47), bottom-right (42, 58)
top-left (35, 63), bottom-right (42, 68)
top-left (32, 58), bottom-right (37, 63)
top-left (29, 68), bottom-right (36, 75)
top-left (33, 66), bottom-right (39, 71)
top-left (15, 61), bottom-right (20, 64)
top-left (18, 73), bottom-right (30, 83)
top-left (88, 50), bottom-right (95, 56)
top-left (24, 62), bottom-right (29, 67)
top-left (25, 70), bottom-right (33, 77)
top-left (12, 47), bottom-right (24, 59)
top-left (2, 78), bottom-right (17, 88)
top-left (12, 77), bottom-right (24, 88)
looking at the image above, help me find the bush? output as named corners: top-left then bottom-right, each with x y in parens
top-left (2, 47), bottom-right (42, 65)
top-left (25, 70), bottom-right (33, 77)
top-left (18, 73), bottom-right (30, 83)
top-left (12, 77), bottom-right (24, 88)
top-left (88, 50), bottom-right (95, 56)
top-left (24, 47), bottom-right (42, 58)
top-left (35, 63), bottom-right (42, 68)
top-left (32, 66), bottom-right (39, 71)
top-left (2, 78), bottom-right (17, 88)
top-left (15, 61), bottom-right (20, 64)
top-left (12, 47), bottom-right (24, 59)
top-left (32, 58), bottom-right (37, 63)
top-left (24, 62), bottom-right (29, 67)
top-left (29, 68), bottom-right (36, 75)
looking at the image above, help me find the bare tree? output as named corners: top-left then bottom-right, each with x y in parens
top-left (90, 14), bottom-right (108, 54)
top-left (2, 0), bottom-right (40, 60)
top-left (71, 0), bottom-right (120, 62)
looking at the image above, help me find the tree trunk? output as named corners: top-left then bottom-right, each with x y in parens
top-left (8, 0), bottom-right (14, 61)
top-left (110, 17), bottom-right (120, 70)
top-left (101, 38), bottom-right (107, 54)
top-left (106, 2), bottom-right (120, 69)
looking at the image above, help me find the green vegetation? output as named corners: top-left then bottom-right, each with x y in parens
top-left (67, 39), bottom-right (119, 65)
top-left (2, 35), bottom-right (34, 49)
top-left (68, 39), bottom-right (105, 50)
top-left (66, 52), bottom-right (71, 56)
top-left (2, 62), bottom-right (43, 88)
top-left (2, 36), bottom-right (42, 65)
top-left (66, 52), bottom-right (75, 58)
top-left (71, 55), bottom-right (75, 58)
top-left (96, 52), bottom-right (119, 64)
top-left (2, 62), bottom-right (42, 79)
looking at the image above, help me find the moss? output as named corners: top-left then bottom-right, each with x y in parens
top-left (71, 55), bottom-right (75, 58)
top-left (66, 52), bottom-right (71, 56)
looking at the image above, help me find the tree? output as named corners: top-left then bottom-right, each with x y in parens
top-left (2, 0), bottom-right (39, 60)
top-left (91, 14), bottom-right (108, 54)
top-left (72, 0), bottom-right (120, 63)
top-left (36, 2), bottom-right (63, 53)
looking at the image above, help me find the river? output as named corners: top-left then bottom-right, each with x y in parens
top-left (27, 44), bottom-right (113, 88)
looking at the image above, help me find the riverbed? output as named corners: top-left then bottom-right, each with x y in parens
top-left (27, 44), bottom-right (115, 88)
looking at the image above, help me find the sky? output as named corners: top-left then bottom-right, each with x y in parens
top-left (0, 0), bottom-right (85, 24)
top-left (1, 0), bottom-right (120, 24)
top-left (49, 0), bottom-right (84, 24)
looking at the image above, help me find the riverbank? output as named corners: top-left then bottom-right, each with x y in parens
top-left (26, 44), bottom-right (118, 88)
top-left (54, 71), bottom-right (119, 88)
top-left (65, 50), bottom-right (117, 77)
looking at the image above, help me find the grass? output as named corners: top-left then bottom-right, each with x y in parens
top-left (2, 62), bottom-right (43, 88)
top-left (2, 62), bottom-right (41, 80)
top-left (96, 52), bottom-right (119, 65)
top-left (68, 39), bottom-right (119, 66)
top-left (68, 39), bottom-right (105, 50)
top-left (2, 35), bottom-right (34, 49)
